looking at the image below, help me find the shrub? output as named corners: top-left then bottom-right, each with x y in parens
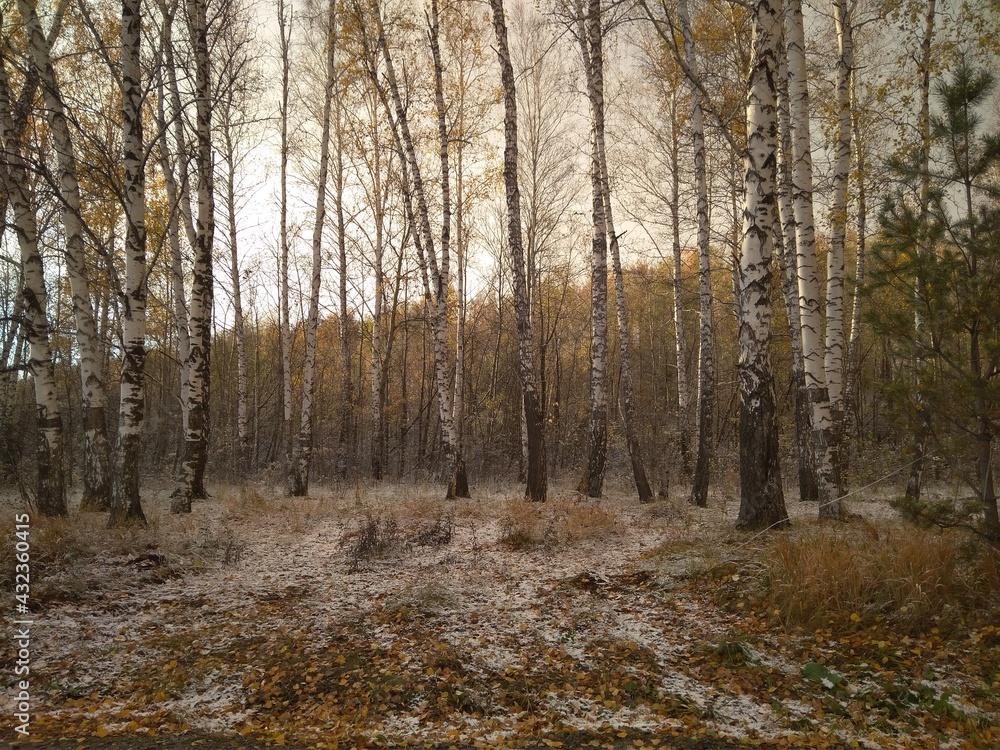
top-left (766, 524), bottom-right (1000, 634)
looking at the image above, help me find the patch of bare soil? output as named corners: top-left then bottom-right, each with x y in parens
top-left (1, 480), bottom-right (997, 750)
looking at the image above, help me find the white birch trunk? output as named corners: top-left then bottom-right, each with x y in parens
top-left (335, 88), bottom-right (353, 480)
top-left (0, 61), bottom-right (65, 517)
top-left (668, 92), bottom-right (691, 477)
top-left (489, 0), bottom-right (547, 502)
top-left (278, 0), bottom-right (294, 482)
top-left (17, 0), bottom-right (110, 511)
top-left (843, 89), bottom-right (867, 442)
top-left (173, 0), bottom-right (215, 510)
top-left (736, 0), bottom-right (788, 531)
top-left (775, 26), bottom-right (817, 502)
top-left (825, 0), bottom-right (853, 435)
top-left (677, 0), bottom-right (715, 507)
top-left (786, 0), bottom-right (840, 517)
top-left (578, 0), bottom-right (608, 498)
top-left (156, 46), bottom-right (192, 443)
top-left (291, 0), bottom-right (336, 497)
top-left (585, 0), bottom-right (652, 502)
top-left (111, 0), bottom-right (148, 526)
top-left (905, 0), bottom-right (936, 502)
top-left (224, 138), bottom-right (250, 470)
top-left (371, 0), bottom-right (460, 497)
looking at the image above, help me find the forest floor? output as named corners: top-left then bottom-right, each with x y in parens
top-left (1, 478), bottom-right (998, 750)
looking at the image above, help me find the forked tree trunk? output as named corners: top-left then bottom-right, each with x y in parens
top-left (586, 0), bottom-right (652, 502)
top-left (18, 0), bottom-right (111, 512)
top-left (775, 28), bottom-right (818, 502)
top-left (825, 0), bottom-right (853, 458)
top-left (0, 61), bottom-right (65, 517)
top-left (368, 0), bottom-right (461, 498)
top-left (111, 0), bottom-right (148, 527)
top-left (291, 0), bottom-right (337, 497)
top-left (677, 0), bottom-right (715, 508)
top-left (489, 0), bottom-right (547, 503)
top-left (577, 0), bottom-right (608, 499)
top-left (735, 0), bottom-right (789, 531)
top-left (173, 0), bottom-right (215, 511)
top-left (786, 0), bottom-right (840, 518)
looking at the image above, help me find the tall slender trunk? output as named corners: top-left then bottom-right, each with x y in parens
top-left (585, 0), bottom-right (651, 502)
top-left (736, 0), bottom-right (789, 531)
top-left (490, 0), bottom-right (547, 502)
top-left (17, 0), bottom-right (111, 511)
top-left (0, 60), bottom-right (65, 517)
top-left (223, 119), bottom-right (250, 471)
top-left (677, 0), bottom-right (714, 507)
top-left (278, 0), bottom-right (294, 486)
top-left (291, 0), bottom-right (336, 497)
top-left (825, 0), bottom-right (853, 455)
top-left (843, 91), bottom-right (867, 446)
top-left (775, 26), bottom-right (817, 502)
top-left (578, 0), bottom-right (608, 498)
top-left (905, 0), bottom-right (936, 503)
top-left (173, 0), bottom-right (215, 510)
top-left (111, 0), bottom-right (148, 526)
top-left (452, 133), bottom-right (470, 498)
top-left (159, 8), bottom-right (193, 443)
top-left (786, 0), bottom-right (840, 518)
top-left (370, 151), bottom-right (387, 481)
top-left (335, 87), bottom-right (353, 480)
top-left (668, 92), bottom-right (691, 476)
top-left (366, 0), bottom-right (460, 498)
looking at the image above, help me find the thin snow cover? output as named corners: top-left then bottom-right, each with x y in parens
top-left (19, 481), bottom-right (985, 748)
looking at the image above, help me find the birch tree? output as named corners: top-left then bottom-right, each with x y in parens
top-left (735, 0), bottom-right (789, 531)
top-left (576, 0), bottom-right (609, 498)
top-left (489, 0), bottom-right (547, 503)
top-left (677, 0), bottom-right (715, 507)
top-left (173, 0), bottom-right (216, 511)
top-left (291, 0), bottom-right (337, 497)
top-left (0, 56), bottom-right (65, 517)
top-left (775, 25), bottom-right (817, 502)
top-left (110, 0), bottom-right (148, 526)
top-left (904, 0), bottom-right (936, 503)
top-left (277, 0), bottom-right (294, 482)
top-left (360, 0), bottom-right (464, 498)
top-left (17, 0), bottom-right (112, 512)
top-left (580, 0), bottom-right (652, 502)
top-left (786, 0), bottom-right (840, 516)
top-left (824, 0), bottom-right (854, 441)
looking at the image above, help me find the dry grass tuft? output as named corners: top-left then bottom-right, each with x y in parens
top-left (766, 524), bottom-right (1000, 634)
top-left (560, 501), bottom-right (618, 542)
top-left (499, 496), bottom-right (618, 550)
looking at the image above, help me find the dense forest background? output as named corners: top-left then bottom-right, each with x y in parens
top-left (1, 0), bottom-right (998, 536)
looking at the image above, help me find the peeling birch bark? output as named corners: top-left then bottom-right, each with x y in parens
top-left (111, 0), bottom-right (148, 526)
top-left (173, 0), bottom-right (216, 511)
top-left (736, 0), bottom-right (789, 531)
top-left (786, 0), bottom-right (841, 518)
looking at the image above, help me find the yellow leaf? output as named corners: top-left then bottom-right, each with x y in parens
top-left (95, 726), bottom-right (109, 738)
top-left (850, 613), bottom-right (861, 622)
